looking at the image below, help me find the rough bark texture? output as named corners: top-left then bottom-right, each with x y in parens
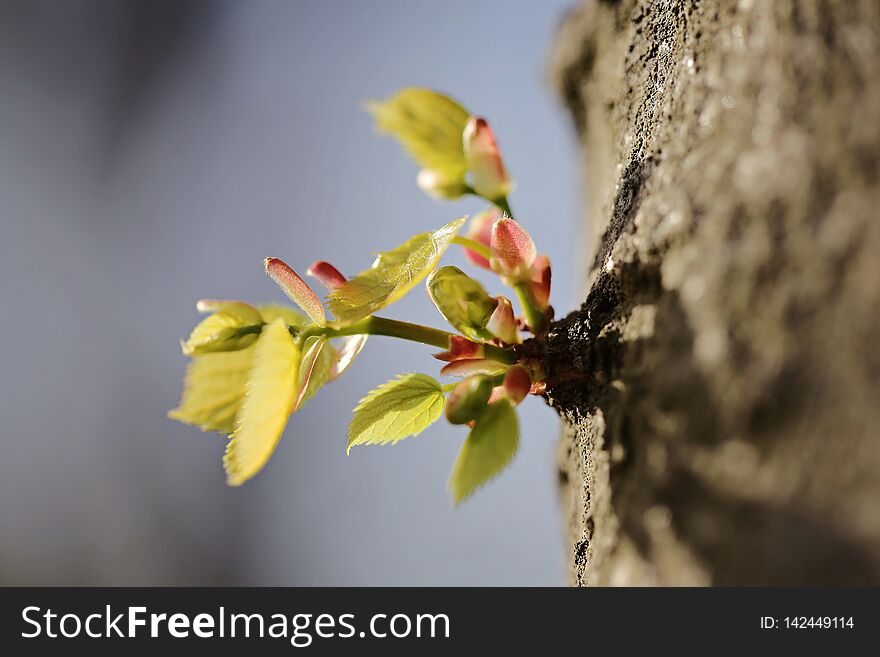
top-left (545, 0), bottom-right (880, 585)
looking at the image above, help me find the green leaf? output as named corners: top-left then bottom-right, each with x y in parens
top-left (347, 373), bottom-right (445, 453)
top-left (224, 319), bottom-right (301, 486)
top-left (448, 399), bottom-right (519, 504)
top-left (257, 304), bottom-right (311, 331)
top-left (426, 265), bottom-right (497, 340)
top-left (367, 88), bottom-right (471, 181)
top-left (294, 335), bottom-right (337, 411)
top-left (181, 311), bottom-right (260, 356)
top-left (328, 217), bottom-right (466, 324)
top-left (168, 345), bottom-right (255, 434)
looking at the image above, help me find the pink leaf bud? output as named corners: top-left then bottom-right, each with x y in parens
top-left (307, 260), bottom-right (347, 291)
top-left (490, 218), bottom-right (537, 282)
top-left (433, 335), bottom-right (486, 362)
top-left (462, 208), bottom-right (499, 269)
top-left (265, 257), bottom-right (326, 327)
top-left (529, 255), bottom-right (552, 311)
top-left (502, 366), bottom-right (532, 405)
top-left (486, 295), bottom-right (521, 344)
top-left (463, 117), bottom-right (510, 202)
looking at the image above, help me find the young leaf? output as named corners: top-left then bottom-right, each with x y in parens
top-left (196, 299), bottom-right (263, 324)
top-left (257, 303), bottom-right (311, 330)
top-left (224, 319), bottom-right (300, 486)
top-left (168, 346), bottom-right (255, 434)
top-left (367, 88), bottom-right (471, 183)
top-left (181, 309), bottom-right (261, 356)
top-left (426, 266), bottom-right (497, 340)
top-left (294, 335), bottom-right (337, 411)
top-left (328, 217), bottom-right (466, 324)
top-left (347, 373), bottom-right (445, 453)
top-left (448, 399), bottom-right (519, 504)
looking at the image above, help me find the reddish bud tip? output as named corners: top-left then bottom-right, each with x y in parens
top-left (307, 260), bottom-right (347, 291)
top-left (529, 255), bottom-right (552, 311)
top-left (490, 218), bottom-right (537, 282)
top-left (265, 257), bottom-right (326, 326)
top-left (433, 335), bottom-right (485, 362)
top-left (486, 295), bottom-right (521, 344)
top-left (502, 366), bottom-right (532, 405)
top-left (462, 208), bottom-right (498, 269)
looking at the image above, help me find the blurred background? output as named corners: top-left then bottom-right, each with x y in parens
top-left (0, 0), bottom-right (580, 585)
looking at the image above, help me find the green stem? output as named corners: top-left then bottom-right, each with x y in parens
top-left (495, 196), bottom-right (515, 221)
top-left (514, 283), bottom-right (547, 334)
top-left (303, 316), bottom-right (518, 365)
top-left (451, 236), bottom-right (491, 260)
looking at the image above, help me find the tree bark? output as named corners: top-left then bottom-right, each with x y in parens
top-left (544, 0), bottom-right (880, 585)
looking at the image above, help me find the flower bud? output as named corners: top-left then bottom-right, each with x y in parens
top-left (529, 255), bottom-right (552, 311)
top-left (445, 375), bottom-right (494, 425)
top-left (433, 335), bottom-right (485, 362)
top-left (462, 208), bottom-right (498, 269)
top-left (417, 169), bottom-right (468, 200)
top-left (426, 266), bottom-right (497, 340)
top-left (502, 366), bottom-right (532, 405)
top-left (463, 117), bottom-right (510, 202)
top-left (486, 295), bottom-right (521, 344)
top-left (306, 260), bottom-right (347, 291)
top-left (490, 218), bottom-right (537, 283)
top-left (265, 257), bottom-right (326, 327)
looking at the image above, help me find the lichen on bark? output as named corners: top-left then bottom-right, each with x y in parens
top-left (545, 0), bottom-right (880, 585)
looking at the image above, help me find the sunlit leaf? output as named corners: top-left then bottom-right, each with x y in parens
top-left (224, 319), bottom-right (300, 486)
top-left (347, 373), bottom-right (445, 454)
top-left (196, 299), bottom-right (263, 324)
top-left (367, 87), bottom-right (471, 181)
top-left (294, 335), bottom-right (337, 411)
top-left (257, 303), bottom-right (311, 330)
top-left (168, 346), bottom-right (255, 434)
top-left (328, 217), bottom-right (466, 324)
top-left (181, 309), bottom-right (261, 356)
top-left (426, 265), bottom-right (496, 340)
top-left (448, 399), bottom-right (518, 504)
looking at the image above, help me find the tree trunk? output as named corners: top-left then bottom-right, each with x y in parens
top-left (543, 0), bottom-right (880, 585)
